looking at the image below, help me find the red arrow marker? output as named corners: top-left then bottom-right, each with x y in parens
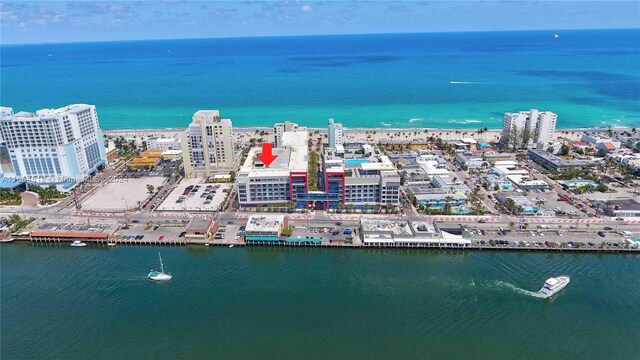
top-left (257, 142), bottom-right (278, 167)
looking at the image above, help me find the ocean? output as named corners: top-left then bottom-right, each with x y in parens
top-left (1, 244), bottom-right (639, 359)
top-left (1, 29), bottom-right (639, 130)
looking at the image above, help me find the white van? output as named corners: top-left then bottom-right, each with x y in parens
top-left (538, 225), bottom-right (550, 229)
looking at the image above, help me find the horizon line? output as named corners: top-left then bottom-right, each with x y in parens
top-left (2, 27), bottom-right (638, 47)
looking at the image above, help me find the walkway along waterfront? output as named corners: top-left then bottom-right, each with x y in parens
top-left (14, 235), bottom-right (640, 253)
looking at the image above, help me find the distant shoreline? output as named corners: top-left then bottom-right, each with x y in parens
top-left (103, 126), bottom-right (617, 134)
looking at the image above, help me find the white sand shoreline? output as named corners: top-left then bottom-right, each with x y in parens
top-left (104, 126), bottom-right (612, 145)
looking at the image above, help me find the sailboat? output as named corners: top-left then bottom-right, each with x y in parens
top-left (148, 252), bottom-right (173, 281)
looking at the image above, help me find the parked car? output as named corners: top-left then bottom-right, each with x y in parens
top-left (597, 231), bottom-right (606, 238)
top-left (529, 231), bottom-right (536, 237)
top-left (587, 242), bottom-right (595, 247)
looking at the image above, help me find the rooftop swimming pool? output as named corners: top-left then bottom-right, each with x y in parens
top-left (345, 159), bottom-right (370, 165)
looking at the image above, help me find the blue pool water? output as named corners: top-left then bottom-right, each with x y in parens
top-left (345, 159), bottom-right (370, 165)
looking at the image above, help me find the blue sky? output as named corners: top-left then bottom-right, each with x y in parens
top-left (2, 1), bottom-right (639, 44)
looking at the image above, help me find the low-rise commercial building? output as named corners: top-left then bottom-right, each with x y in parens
top-left (185, 217), bottom-right (213, 240)
top-left (244, 214), bottom-right (287, 243)
top-left (405, 184), bottom-right (467, 210)
top-left (495, 192), bottom-right (538, 215)
top-left (454, 152), bottom-right (487, 170)
top-left (559, 179), bottom-right (598, 191)
top-left (596, 199), bottom-right (640, 218)
top-left (147, 137), bottom-right (181, 151)
top-left (360, 219), bottom-right (470, 247)
top-left (528, 149), bottom-right (596, 171)
top-left (128, 149), bottom-right (163, 169)
top-left (581, 134), bottom-right (621, 149)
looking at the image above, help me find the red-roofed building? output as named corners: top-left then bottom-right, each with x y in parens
top-left (597, 141), bottom-right (618, 152)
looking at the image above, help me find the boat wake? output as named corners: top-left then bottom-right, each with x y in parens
top-left (450, 81), bottom-right (482, 84)
top-left (494, 281), bottom-right (546, 298)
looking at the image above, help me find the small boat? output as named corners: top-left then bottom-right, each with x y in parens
top-left (204, 243), bottom-right (210, 247)
top-left (107, 242), bottom-right (117, 247)
top-left (70, 240), bottom-right (87, 247)
top-left (538, 276), bottom-right (570, 298)
top-left (553, 34), bottom-right (559, 39)
top-left (148, 252), bottom-right (172, 281)
top-left (229, 244), bottom-right (234, 248)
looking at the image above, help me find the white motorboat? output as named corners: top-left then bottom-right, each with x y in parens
top-left (148, 252), bottom-right (172, 281)
top-left (107, 242), bottom-right (117, 247)
top-left (229, 244), bottom-right (234, 248)
top-left (70, 240), bottom-right (87, 247)
top-left (538, 276), bottom-right (570, 298)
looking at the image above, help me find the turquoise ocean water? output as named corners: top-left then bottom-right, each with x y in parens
top-left (1, 29), bottom-right (639, 130)
top-left (1, 244), bottom-right (639, 359)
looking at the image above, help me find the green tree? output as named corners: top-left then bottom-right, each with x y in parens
top-left (146, 184), bottom-right (155, 194)
top-left (521, 128), bottom-right (532, 148)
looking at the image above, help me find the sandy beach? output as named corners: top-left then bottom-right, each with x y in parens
top-left (105, 126), bottom-right (591, 146)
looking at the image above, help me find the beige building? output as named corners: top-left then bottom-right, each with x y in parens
top-left (180, 110), bottom-right (233, 177)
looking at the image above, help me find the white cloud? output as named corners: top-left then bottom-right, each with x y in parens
top-left (301, 4), bottom-right (312, 13)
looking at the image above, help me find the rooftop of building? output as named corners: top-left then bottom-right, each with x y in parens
top-left (186, 217), bottom-right (213, 233)
top-left (360, 220), bottom-right (413, 236)
top-left (25, 218), bottom-right (116, 236)
top-left (605, 198), bottom-right (640, 210)
top-left (240, 131), bottom-right (308, 176)
top-left (151, 138), bottom-right (180, 143)
top-left (0, 104), bottom-right (94, 121)
top-left (245, 214), bottom-right (285, 233)
top-left (528, 149), bottom-right (597, 166)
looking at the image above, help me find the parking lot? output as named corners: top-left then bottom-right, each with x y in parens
top-left (524, 188), bottom-right (582, 216)
top-left (156, 178), bottom-right (231, 212)
top-left (123, 160), bottom-right (181, 177)
top-left (82, 176), bottom-right (166, 211)
top-left (115, 220), bottom-right (185, 242)
top-left (466, 226), bottom-right (632, 249)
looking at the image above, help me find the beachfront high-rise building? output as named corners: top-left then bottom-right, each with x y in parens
top-left (328, 118), bottom-right (343, 149)
top-left (180, 110), bottom-right (234, 177)
top-left (500, 109), bottom-right (557, 149)
top-left (0, 104), bottom-right (107, 191)
top-left (273, 121), bottom-right (306, 148)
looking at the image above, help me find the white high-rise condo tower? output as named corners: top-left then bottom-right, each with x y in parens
top-left (500, 109), bottom-right (556, 149)
top-left (180, 110), bottom-right (233, 177)
top-left (0, 104), bottom-right (107, 191)
top-left (328, 118), bottom-right (343, 149)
